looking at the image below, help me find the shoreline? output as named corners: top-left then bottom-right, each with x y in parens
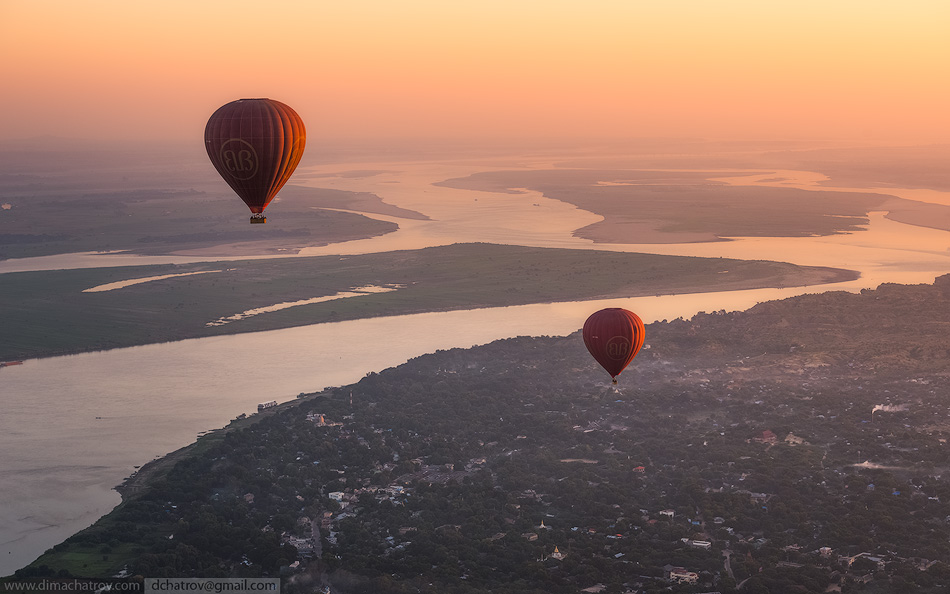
top-left (114, 396), bottom-right (313, 500)
top-left (0, 247), bottom-right (857, 363)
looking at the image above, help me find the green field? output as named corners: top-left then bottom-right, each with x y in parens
top-left (0, 243), bottom-right (855, 361)
top-left (22, 542), bottom-right (142, 579)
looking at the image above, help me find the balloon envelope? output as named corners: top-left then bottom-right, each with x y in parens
top-left (583, 308), bottom-right (645, 382)
top-left (204, 98), bottom-right (306, 218)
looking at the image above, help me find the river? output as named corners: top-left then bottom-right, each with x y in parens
top-left (2, 160), bottom-right (950, 575)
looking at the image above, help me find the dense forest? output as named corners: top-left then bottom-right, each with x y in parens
top-left (20, 275), bottom-right (950, 593)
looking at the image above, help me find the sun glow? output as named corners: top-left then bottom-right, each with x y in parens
top-left (1, 0), bottom-right (948, 143)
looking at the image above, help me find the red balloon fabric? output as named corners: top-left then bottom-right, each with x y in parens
top-left (583, 308), bottom-right (645, 382)
top-left (204, 98), bottom-right (306, 215)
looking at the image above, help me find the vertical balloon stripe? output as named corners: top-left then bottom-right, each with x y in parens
top-left (271, 102), bottom-right (305, 206)
top-left (260, 101), bottom-right (278, 206)
top-left (264, 103), bottom-right (282, 206)
top-left (270, 104), bottom-right (295, 198)
top-left (269, 102), bottom-right (305, 205)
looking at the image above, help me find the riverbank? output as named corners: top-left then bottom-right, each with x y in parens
top-left (434, 168), bottom-right (950, 244)
top-left (114, 396), bottom-right (309, 500)
top-left (10, 396), bottom-right (312, 578)
top-left (0, 243), bottom-right (855, 362)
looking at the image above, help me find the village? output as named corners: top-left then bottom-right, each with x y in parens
top-left (253, 353), bottom-right (950, 594)
top-left (23, 279), bottom-right (950, 593)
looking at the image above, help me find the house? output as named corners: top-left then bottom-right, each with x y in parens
top-left (283, 536), bottom-right (313, 556)
top-left (784, 432), bottom-right (808, 445)
top-left (669, 569), bottom-right (698, 584)
top-left (664, 566), bottom-right (699, 584)
top-left (659, 509), bottom-right (675, 518)
top-left (753, 430), bottom-right (778, 444)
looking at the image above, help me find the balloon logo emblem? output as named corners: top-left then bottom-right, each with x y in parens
top-left (219, 139), bottom-right (259, 180)
top-left (605, 336), bottom-right (631, 360)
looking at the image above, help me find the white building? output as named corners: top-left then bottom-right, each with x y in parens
top-left (669, 569), bottom-right (699, 584)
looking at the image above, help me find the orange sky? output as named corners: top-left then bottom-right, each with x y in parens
top-left (1, 0), bottom-right (948, 144)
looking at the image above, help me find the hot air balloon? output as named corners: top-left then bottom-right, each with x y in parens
top-left (204, 98), bottom-right (306, 224)
top-left (583, 308), bottom-right (645, 384)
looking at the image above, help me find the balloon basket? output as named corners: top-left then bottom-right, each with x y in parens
top-left (250, 216), bottom-right (267, 224)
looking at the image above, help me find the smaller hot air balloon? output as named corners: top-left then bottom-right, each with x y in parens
top-left (204, 98), bottom-right (306, 224)
top-left (583, 308), bottom-right (645, 384)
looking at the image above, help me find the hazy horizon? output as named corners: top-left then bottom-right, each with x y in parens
top-left (2, 0), bottom-right (948, 145)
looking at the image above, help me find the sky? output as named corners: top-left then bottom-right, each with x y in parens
top-left (1, 0), bottom-right (948, 144)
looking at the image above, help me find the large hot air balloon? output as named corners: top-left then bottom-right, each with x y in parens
top-left (583, 308), bottom-right (645, 384)
top-left (205, 98), bottom-right (306, 224)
